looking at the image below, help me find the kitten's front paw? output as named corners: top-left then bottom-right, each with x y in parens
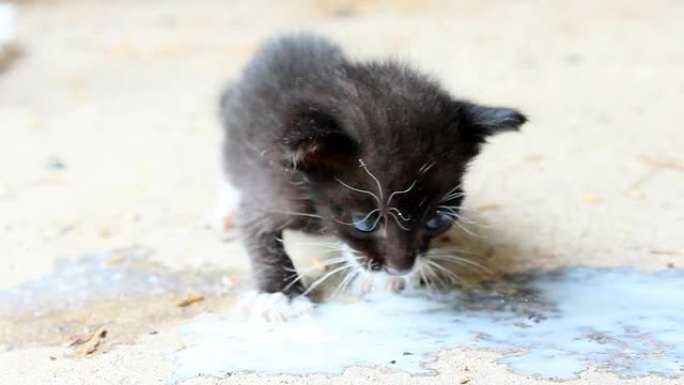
top-left (235, 291), bottom-right (314, 322)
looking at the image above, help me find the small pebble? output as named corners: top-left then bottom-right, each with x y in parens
top-left (46, 156), bottom-right (66, 170)
top-left (581, 193), bottom-right (601, 204)
top-left (475, 202), bottom-right (499, 211)
top-left (176, 294), bottom-right (205, 307)
top-left (627, 187), bottom-right (643, 200)
top-left (104, 255), bottom-right (125, 266)
top-left (524, 154), bottom-right (544, 162)
top-left (97, 227), bottom-right (111, 238)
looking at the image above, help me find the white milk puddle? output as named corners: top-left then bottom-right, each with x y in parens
top-left (174, 268), bottom-right (684, 381)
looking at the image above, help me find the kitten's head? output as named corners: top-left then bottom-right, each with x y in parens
top-left (282, 69), bottom-right (526, 276)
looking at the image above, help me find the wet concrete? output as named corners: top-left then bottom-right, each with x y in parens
top-left (0, 247), bottom-right (239, 351)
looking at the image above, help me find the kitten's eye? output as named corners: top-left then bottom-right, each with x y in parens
top-left (352, 213), bottom-right (377, 232)
top-left (425, 212), bottom-right (452, 233)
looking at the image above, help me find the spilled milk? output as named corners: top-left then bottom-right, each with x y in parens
top-left (174, 267), bottom-right (684, 381)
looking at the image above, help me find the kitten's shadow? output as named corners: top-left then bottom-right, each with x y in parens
top-left (432, 210), bottom-right (546, 288)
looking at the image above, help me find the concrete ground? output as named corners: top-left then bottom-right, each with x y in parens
top-left (0, 0), bottom-right (682, 384)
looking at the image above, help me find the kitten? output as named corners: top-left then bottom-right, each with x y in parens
top-left (220, 33), bottom-right (526, 298)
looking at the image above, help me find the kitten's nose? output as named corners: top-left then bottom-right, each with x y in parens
top-left (384, 252), bottom-right (416, 276)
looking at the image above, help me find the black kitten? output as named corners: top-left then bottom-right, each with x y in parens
top-left (220, 34), bottom-right (525, 297)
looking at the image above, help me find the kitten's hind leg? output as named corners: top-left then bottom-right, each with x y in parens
top-left (205, 177), bottom-right (241, 239)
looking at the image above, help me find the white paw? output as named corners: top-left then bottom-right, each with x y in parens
top-left (234, 291), bottom-right (315, 323)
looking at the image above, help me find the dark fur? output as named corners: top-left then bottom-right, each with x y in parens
top-left (221, 34), bottom-right (526, 296)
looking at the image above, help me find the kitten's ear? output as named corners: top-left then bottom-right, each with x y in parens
top-left (460, 102), bottom-right (527, 141)
top-left (283, 108), bottom-right (358, 177)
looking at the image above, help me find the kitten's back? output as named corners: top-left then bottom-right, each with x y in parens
top-left (227, 34), bottom-right (345, 103)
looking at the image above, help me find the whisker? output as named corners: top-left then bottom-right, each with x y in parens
top-left (387, 211), bottom-right (410, 230)
top-left (333, 265), bottom-right (360, 297)
top-left (414, 259), bottom-right (432, 289)
top-left (283, 253), bottom-right (354, 291)
top-left (455, 206), bottom-right (479, 213)
top-left (441, 184), bottom-right (463, 202)
top-left (453, 221), bottom-right (478, 237)
top-left (437, 206), bottom-right (492, 230)
top-left (273, 237), bottom-right (342, 251)
top-left (334, 208), bottom-right (381, 226)
top-left (332, 209), bottom-right (384, 232)
top-left (421, 265), bottom-right (434, 291)
top-left (299, 257), bottom-right (351, 270)
top-left (387, 180), bottom-right (417, 206)
top-left (410, 259), bottom-right (425, 287)
top-left (388, 207), bottom-right (411, 221)
top-left (419, 263), bottom-right (435, 291)
top-left (269, 210), bottom-right (322, 219)
top-left (419, 161), bottom-right (436, 174)
top-left (422, 260), bottom-right (448, 289)
top-left (442, 193), bottom-right (465, 202)
top-left (424, 259), bottom-right (463, 286)
top-left (302, 264), bottom-right (353, 296)
top-left (426, 247), bottom-right (476, 255)
top-left (437, 205), bottom-right (462, 215)
top-left (418, 196), bottom-right (428, 208)
top-left (334, 177), bottom-right (381, 205)
top-left (428, 254), bottom-right (491, 273)
top-left (358, 159), bottom-right (384, 201)
top-left (282, 265), bottom-right (310, 274)
top-left (282, 240), bottom-right (345, 250)
top-left (283, 271), bottom-right (307, 291)
top-left (438, 207), bottom-right (479, 226)
top-left (439, 212), bottom-right (479, 237)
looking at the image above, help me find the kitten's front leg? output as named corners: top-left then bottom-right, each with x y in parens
top-left (238, 225), bottom-right (313, 322)
top-left (246, 229), bottom-right (304, 296)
